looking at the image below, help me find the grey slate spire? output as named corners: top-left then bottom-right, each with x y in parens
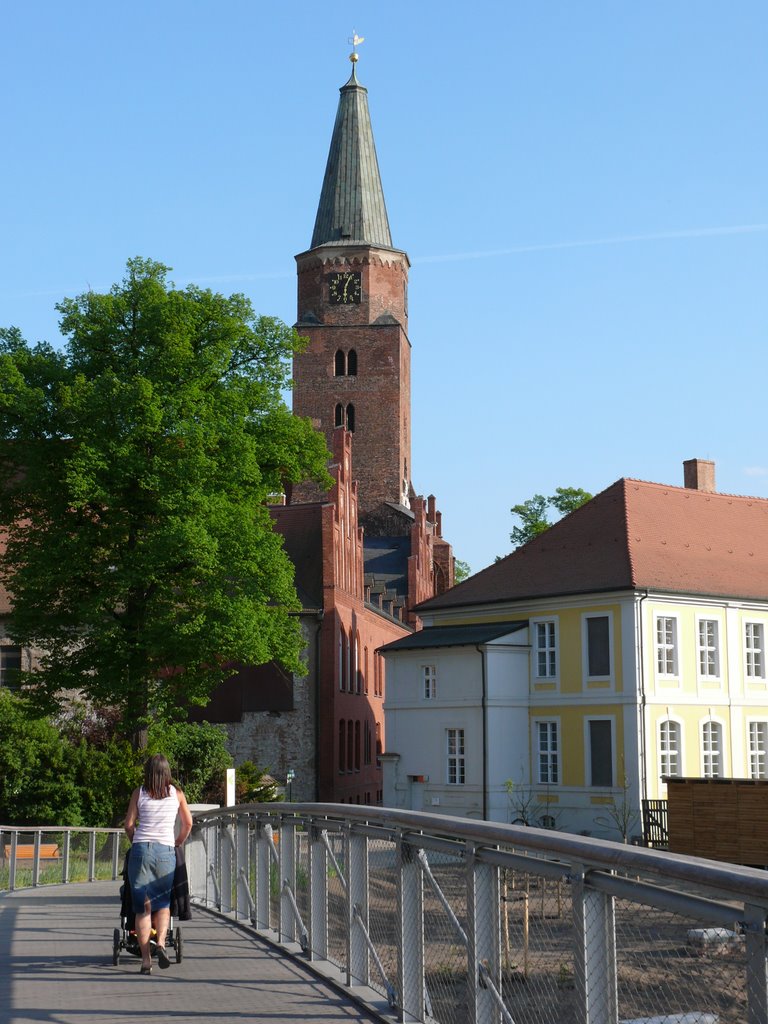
top-left (310, 62), bottom-right (393, 249)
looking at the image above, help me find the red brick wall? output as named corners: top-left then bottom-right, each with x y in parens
top-left (315, 428), bottom-right (410, 803)
top-left (293, 246), bottom-right (411, 516)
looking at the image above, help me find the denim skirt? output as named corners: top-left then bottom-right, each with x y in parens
top-left (127, 842), bottom-right (176, 914)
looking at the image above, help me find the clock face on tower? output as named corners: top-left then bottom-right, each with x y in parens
top-left (328, 271), bottom-right (362, 305)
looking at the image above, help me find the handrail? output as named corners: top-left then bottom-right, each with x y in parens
top-left (0, 825), bottom-right (125, 891)
top-left (191, 802), bottom-right (768, 905)
top-left (189, 803), bottom-right (768, 1024)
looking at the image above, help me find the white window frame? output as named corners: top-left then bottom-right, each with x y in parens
top-left (532, 618), bottom-right (558, 681)
top-left (446, 728), bottom-right (465, 786)
top-left (658, 718), bottom-right (682, 780)
top-left (701, 718), bottom-right (724, 779)
top-left (748, 720), bottom-right (768, 780)
top-left (696, 617), bottom-right (721, 680)
top-left (654, 614), bottom-right (679, 678)
top-left (745, 621), bottom-right (766, 681)
top-left (581, 612), bottom-right (614, 683)
top-left (422, 664), bottom-right (437, 700)
top-left (535, 719), bottom-right (560, 785)
top-left (584, 716), bottom-right (615, 788)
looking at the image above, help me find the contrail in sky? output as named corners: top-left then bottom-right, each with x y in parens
top-left (412, 223), bottom-right (768, 265)
top-left (6, 223), bottom-right (766, 302)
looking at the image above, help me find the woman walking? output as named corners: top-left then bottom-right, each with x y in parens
top-left (124, 754), bottom-right (193, 974)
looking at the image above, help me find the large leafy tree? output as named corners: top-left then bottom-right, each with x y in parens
top-left (0, 258), bottom-right (330, 744)
top-left (509, 486), bottom-right (593, 548)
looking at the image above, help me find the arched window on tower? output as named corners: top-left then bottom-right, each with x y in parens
top-left (338, 720), bottom-right (346, 773)
top-left (346, 403), bottom-right (355, 432)
top-left (334, 349), bottom-right (346, 376)
top-left (347, 349), bottom-right (357, 375)
top-left (335, 403), bottom-right (344, 428)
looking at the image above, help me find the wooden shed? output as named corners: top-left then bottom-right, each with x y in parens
top-left (666, 777), bottom-right (768, 866)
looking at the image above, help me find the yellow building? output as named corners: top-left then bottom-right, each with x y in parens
top-left (381, 460), bottom-right (768, 839)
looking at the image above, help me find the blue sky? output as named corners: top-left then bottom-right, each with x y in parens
top-left (2, 2), bottom-right (766, 574)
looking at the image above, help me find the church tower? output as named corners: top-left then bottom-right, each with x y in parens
top-left (293, 50), bottom-right (412, 524)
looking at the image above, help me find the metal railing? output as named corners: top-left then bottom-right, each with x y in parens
top-left (0, 826), bottom-right (125, 891)
top-left (189, 804), bottom-right (768, 1024)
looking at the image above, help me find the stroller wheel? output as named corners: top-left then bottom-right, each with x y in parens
top-left (175, 926), bottom-right (183, 963)
top-left (112, 927), bottom-right (121, 966)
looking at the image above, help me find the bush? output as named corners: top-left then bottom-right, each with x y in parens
top-left (0, 689), bottom-right (84, 825)
top-left (0, 693), bottom-right (237, 826)
top-left (147, 720), bottom-right (233, 805)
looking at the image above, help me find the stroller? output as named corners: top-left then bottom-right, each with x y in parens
top-left (113, 851), bottom-right (184, 966)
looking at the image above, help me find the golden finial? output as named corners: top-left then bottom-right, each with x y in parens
top-left (348, 30), bottom-right (364, 63)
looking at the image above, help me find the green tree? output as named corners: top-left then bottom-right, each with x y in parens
top-left (149, 720), bottom-right (233, 805)
top-left (0, 689), bottom-right (83, 825)
top-left (509, 487), bottom-right (592, 548)
top-left (0, 258), bottom-right (331, 745)
top-left (454, 559), bottom-right (471, 583)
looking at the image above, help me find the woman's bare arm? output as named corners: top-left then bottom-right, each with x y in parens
top-left (124, 788), bottom-right (140, 842)
top-left (175, 788), bottom-right (193, 846)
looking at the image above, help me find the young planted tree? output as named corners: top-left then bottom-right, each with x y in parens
top-left (0, 258), bottom-right (331, 745)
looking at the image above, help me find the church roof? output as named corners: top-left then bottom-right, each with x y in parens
top-left (310, 64), bottom-right (393, 249)
top-left (420, 478), bottom-right (768, 611)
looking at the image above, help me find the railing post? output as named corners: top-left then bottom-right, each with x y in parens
top-left (347, 826), bottom-right (370, 988)
top-left (572, 868), bottom-right (618, 1024)
top-left (62, 830), bottom-right (71, 884)
top-left (309, 824), bottom-right (329, 962)
top-left (236, 814), bottom-right (251, 921)
top-left (280, 817), bottom-right (297, 943)
top-left (744, 903), bottom-right (768, 1024)
top-left (397, 834), bottom-right (424, 1023)
top-left (87, 831), bottom-right (96, 882)
top-left (111, 830), bottom-right (121, 880)
top-left (254, 820), bottom-right (272, 931)
top-left (467, 843), bottom-right (501, 1024)
top-left (32, 831), bottom-right (42, 887)
top-left (9, 831), bottom-right (17, 892)
top-left (220, 820), bottom-right (234, 915)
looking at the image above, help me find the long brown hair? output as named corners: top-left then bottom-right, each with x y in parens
top-left (143, 754), bottom-right (172, 799)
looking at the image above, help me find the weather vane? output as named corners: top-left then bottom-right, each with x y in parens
top-left (348, 30), bottom-right (364, 64)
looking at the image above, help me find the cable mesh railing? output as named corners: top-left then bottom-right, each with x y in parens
top-left (190, 804), bottom-right (768, 1024)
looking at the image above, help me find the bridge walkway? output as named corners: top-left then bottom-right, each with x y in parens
top-left (0, 881), bottom-right (382, 1024)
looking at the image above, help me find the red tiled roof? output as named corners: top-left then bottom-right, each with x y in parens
top-left (420, 479), bottom-right (768, 611)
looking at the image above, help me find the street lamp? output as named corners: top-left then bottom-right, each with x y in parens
top-left (286, 769), bottom-right (295, 802)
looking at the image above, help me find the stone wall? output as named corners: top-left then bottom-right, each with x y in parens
top-left (222, 618), bottom-right (319, 803)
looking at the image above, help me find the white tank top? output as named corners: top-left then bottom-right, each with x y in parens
top-left (134, 785), bottom-right (179, 845)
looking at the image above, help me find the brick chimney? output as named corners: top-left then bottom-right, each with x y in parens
top-left (683, 459), bottom-right (716, 493)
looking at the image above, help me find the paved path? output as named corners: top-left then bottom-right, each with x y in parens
top-left (0, 882), bottom-right (383, 1024)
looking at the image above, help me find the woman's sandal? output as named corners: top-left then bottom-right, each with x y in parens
top-left (156, 946), bottom-right (171, 970)
top-left (140, 964), bottom-right (152, 975)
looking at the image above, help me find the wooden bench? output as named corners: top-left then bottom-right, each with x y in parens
top-left (3, 843), bottom-right (60, 861)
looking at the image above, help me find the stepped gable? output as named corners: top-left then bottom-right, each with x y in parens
top-left (419, 477), bottom-right (768, 612)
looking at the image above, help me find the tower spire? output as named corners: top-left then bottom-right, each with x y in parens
top-left (310, 40), bottom-right (393, 250)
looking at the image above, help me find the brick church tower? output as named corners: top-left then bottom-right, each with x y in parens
top-left (292, 53), bottom-right (412, 525)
